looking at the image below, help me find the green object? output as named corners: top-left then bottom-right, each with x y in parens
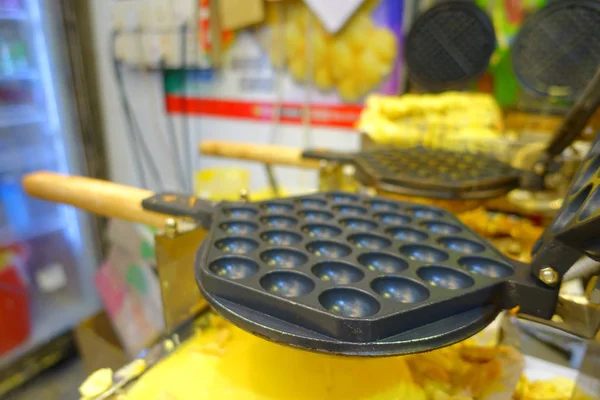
top-left (10, 42), bottom-right (27, 69)
top-left (474, 0), bottom-right (550, 106)
top-left (490, 48), bottom-right (518, 107)
top-left (164, 70), bottom-right (185, 94)
top-left (126, 263), bottom-right (148, 294)
top-left (140, 241), bottom-right (155, 262)
top-left (524, 0), bottom-right (547, 8)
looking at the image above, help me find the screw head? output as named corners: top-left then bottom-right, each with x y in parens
top-left (539, 267), bottom-right (559, 286)
top-left (239, 189), bottom-right (250, 201)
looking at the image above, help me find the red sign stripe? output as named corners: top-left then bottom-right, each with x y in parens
top-left (165, 95), bottom-right (363, 129)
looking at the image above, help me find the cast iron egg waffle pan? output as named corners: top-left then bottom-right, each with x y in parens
top-left (300, 66), bottom-right (600, 201)
top-left (512, 0), bottom-right (600, 99)
top-left (355, 147), bottom-right (521, 198)
top-left (405, 1), bottom-right (496, 92)
top-left (531, 131), bottom-right (600, 278)
top-left (196, 192), bottom-right (556, 355)
top-left (302, 147), bottom-right (522, 200)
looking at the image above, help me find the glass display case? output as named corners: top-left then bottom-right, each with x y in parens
top-left (0, 0), bottom-right (100, 370)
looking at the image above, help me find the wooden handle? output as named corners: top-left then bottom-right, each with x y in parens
top-left (22, 172), bottom-right (169, 228)
top-left (199, 140), bottom-right (320, 169)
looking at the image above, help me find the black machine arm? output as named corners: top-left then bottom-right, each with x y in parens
top-left (532, 67), bottom-right (600, 179)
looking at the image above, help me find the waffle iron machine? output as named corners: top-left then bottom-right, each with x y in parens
top-left (23, 128), bottom-right (600, 352)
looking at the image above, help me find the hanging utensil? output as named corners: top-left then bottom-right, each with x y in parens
top-left (512, 0), bottom-right (600, 100)
top-left (405, 1), bottom-right (496, 92)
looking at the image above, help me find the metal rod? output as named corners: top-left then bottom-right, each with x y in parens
top-left (264, 165), bottom-right (280, 197)
top-left (544, 66), bottom-right (600, 161)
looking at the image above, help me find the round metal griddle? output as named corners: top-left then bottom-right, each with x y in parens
top-left (22, 147), bottom-right (600, 358)
top-left (20, 125), bottom-right (600, 358)
top-left (512, 0), bottom-right (600, 99)
top-left (302, 147), bottom-right (522, 200)
top-left (201, 284), bottom-right (500, 356)
top-left (195, 192), bottom-right (556, 356)
top-left (354, 147), bottom-right (520, 200)
top-left (535, 135), bottom-right (600, 261)
top-left (405, 1), bottom-right (496, 92)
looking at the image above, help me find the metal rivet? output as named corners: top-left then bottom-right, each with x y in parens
top-left (539, 267), bottom-right (559, 286)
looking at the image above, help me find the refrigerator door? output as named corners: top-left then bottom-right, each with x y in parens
top-left (0, 0), bottom-right (100, 368)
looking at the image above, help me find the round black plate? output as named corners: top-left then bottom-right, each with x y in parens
top-left (197, 285), bottom-right (500, 357)
top-left (512, 0), bottom-right (600, 99)
top-left (355, 148), bottom-right (521, 200)
top-left (406, 2), bottom-right (496, 92)
top-left (195, 240), bottom-right (500, 356)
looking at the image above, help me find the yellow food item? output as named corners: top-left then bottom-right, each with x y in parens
top-left (289, 58), bottom-right (306, 81)
top-left (127, 323), bottom-right (425, 400)
top-left (284, 23), bottom-right (303, 56)
top-left (457, 207), bottom-right (542, 260)
top-left (264, 1), bottom-right (397, 101)
top-left (268, 45), bottom-right (285, 69)
top-left (118, 315), bottom-right (591, 400)
top-left (123, 315), bottom-right (533, 400)
top-left (287, 3), bottom-right (308, 31)
top-left (330, 39), bottom-right (353, 81)
top-left (339, 78), bottom-right (361, 101)
top-left (315, 66), bottom-right (333, 90)
top-left (514, 376), bottom-right (595, 400)
top-left (312, 31), bottom-right (329, 66)
top-left (79, 368), bottom-right (113, 398)
top-left (371, 28), bottom-right (397, 63)
top-left (116, 359), bottom-right (147, 380)
top-left (342, 14), bottom-right (373, 51)
top-left (357, 92), bottom-right (506, 152)
top-left (356, 48), bottom-right (386, 87)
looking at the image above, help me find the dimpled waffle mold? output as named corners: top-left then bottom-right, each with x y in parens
top-left (197, 191), bottom-right (526, 347)
top-left (533, 133), bottom-right (600, 266)
top-left (405, 1), bottom-right (496, 92)
top-left (354, 147), bottom-right (521, 199)
top-left (512, 0), bottom-right (600, 99)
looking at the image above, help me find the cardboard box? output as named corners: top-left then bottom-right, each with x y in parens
top-left (96, 219), bottom-right (164, 358)
top-left (75, 312), bottom-right (129, 373)
top-left (217, 0), bottom-right (264, 31)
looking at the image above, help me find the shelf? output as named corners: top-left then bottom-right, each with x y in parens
top-left (0, 214), bottom-right (65, 245)
top-left (0, 289), bottom-right (100, 368)
top-left (0, 105), bottom-right (45, 128)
